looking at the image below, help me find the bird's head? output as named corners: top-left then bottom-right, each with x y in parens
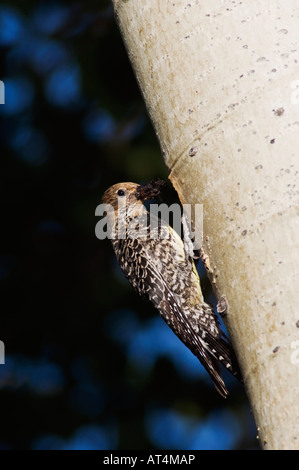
top-left (102, 182), bottom-right (140, 211)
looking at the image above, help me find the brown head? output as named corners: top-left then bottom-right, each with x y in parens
top-left (102, 180), bottom-right (166, 211)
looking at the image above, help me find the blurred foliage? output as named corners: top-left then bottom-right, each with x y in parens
top-left (0, 0), bottom-right (257, 450)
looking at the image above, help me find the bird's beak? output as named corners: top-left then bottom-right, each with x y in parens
top-left (135, 180), bottom-right (166, 201)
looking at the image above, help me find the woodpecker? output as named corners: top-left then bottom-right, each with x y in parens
top-left (102, 181), bottom-right (242, 397)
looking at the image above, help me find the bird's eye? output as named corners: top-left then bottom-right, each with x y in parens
top-left (117, 189), bottom-right (125, 197)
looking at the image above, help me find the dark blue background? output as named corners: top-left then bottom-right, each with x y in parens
top-left (0, 1), bottom-right (256, 450)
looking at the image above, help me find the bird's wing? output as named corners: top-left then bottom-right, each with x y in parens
top-left (115, 238), bottom-right (231, 397)
top-left (158, 279), bottom-right (230, 398)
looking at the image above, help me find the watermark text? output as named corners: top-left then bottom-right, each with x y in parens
top-left (0, 341), bottom-right (5, 364)
top-left (0, 81), bottom-right (5, 104)
top-left (95, 201), bottom-right (203, 250)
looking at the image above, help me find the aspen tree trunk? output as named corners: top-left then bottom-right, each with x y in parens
top-left (111, 0), bottom-right (299, 449)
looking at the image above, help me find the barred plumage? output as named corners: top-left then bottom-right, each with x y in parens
top-left (102, 181), bottom-right (242, 397)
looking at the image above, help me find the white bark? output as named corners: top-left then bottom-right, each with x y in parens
top-left (112, 0), bottom-right (299, 449)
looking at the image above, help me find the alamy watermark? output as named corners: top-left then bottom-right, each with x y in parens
top-left (0, 81), bottom-right (5, 105)
top-left (0, 341), bottom-right (5, 364)
top-left (95, 201), bottom-right (203, 250)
